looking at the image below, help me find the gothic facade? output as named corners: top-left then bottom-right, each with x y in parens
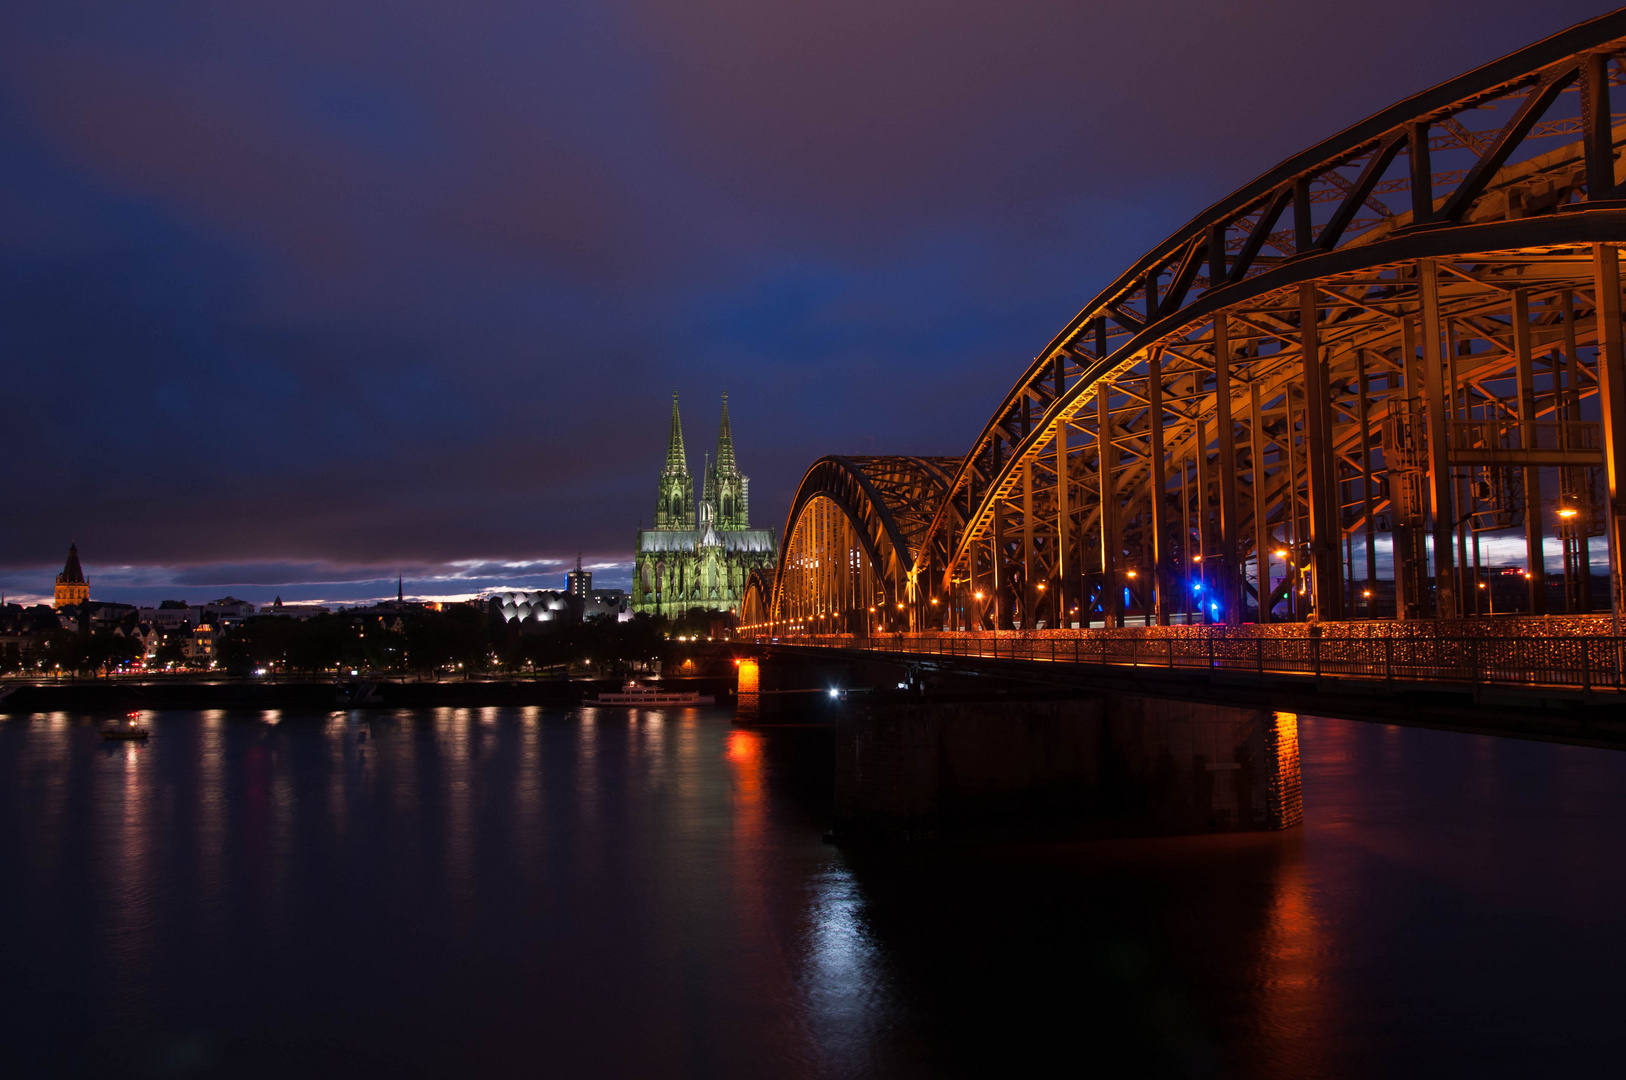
top-left (634, 393), bottom-right (777, 618)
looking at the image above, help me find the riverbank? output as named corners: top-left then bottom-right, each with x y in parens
top-left (0, 675), bottom-right (737, 714)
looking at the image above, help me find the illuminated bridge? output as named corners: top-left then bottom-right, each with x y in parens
top-left (741, 11), bottom-right (1626, 708)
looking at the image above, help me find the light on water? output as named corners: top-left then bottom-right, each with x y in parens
top-left (1, 708), bottom-right (1624, 1077)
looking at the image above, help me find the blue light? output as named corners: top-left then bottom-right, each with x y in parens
top-left (1193, 582), bottom-right (1202, 592)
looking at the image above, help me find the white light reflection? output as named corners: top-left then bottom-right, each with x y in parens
top-left (800, 862), bottom-right (890, 1070)
top-left (441, 707), bottom-right (475, 923)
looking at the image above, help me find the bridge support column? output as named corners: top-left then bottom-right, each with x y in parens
top-left (1594, 243), bottom-right (1626, 622)
top-left (1215, 314), bottom-right (1243, 625)
top-left (1513, 289), bottom-right (1546, 614)
top-left (1420, 260), bottom-right (1458, 619)
top-left (833, 692), bottom-right (1302, 842)
top-left (1149, 351), bottom-right (1171, 625)
top-left (1098, 385), bottom-right (1123, 627)
top-left (1300, 282), bottom-right (1343, 620)
top-left (1250, 382), bottom-right (1272, 622)
top-left (1056, 411), bottom-right (1074, 628)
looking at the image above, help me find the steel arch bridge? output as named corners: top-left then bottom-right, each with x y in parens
top-left (750, 11), bottom-right (1626, 645)
top-left (743, 455), bottom-right (960, 633)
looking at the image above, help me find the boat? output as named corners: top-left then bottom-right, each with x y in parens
top-left (102, 713), bottom-right (149, 740)
top-left (584, 682), bottom-right (715, 706)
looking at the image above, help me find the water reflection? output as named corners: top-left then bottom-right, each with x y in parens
top-left (1, 708), bottom-right (1624, 1077)
top-left (103, 727), bottom-right (154, 1032)
top-left (1247, 843), bottom-right (1328, 1076)
top-left (800, 863), bottom-right (889, 1074)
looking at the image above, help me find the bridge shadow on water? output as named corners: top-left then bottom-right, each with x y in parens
top-left (834, 824), bottom-right (1310, 1078)
top-left (755, 712), bottom-right (1626, 1079)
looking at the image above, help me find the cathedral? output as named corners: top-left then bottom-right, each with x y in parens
top-left (633, 393), bottom-right (777, 618)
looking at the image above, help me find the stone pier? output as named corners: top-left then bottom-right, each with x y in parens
top-left (832, 692), bottom-right (1301, 842)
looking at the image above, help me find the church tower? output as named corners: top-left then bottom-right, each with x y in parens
top-left (652, 392), bottom-right (695, 530)
top-left (704, 393), bottom-right (750, 531)
top-left (54, 543), bottom-right (89, 609)
top-left (633, 391), bottom-right (776, 618)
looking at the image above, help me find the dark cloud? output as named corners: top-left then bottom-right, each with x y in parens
top-left (0, 1), bottom-right (1607, 604)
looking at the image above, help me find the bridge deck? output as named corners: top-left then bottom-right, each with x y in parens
top-left (745, 630), bottom-right (1626, 696)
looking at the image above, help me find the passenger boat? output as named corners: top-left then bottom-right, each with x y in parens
top-left (102, 713), bottom-right (149, 740)
top-left (584, 682), bottom-right (715, 706)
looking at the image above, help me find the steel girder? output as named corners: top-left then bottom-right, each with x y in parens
top-left (741, 568), bottom-right (774, 626)
top-left (766, 456), bottom-right (960, 632)
top-left (899, 11), bottom-right (1626, 630)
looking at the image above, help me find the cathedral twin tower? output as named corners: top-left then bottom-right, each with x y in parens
top-left (634, 393), bottom-right (778, 618)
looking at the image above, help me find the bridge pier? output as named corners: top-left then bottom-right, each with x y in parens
top-left (832, 691), bottom-right (1301, 843)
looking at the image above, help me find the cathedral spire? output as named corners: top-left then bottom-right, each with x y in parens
top-left (714, 392), bottom-right (738, 476)
top-left (663, 391), bottom-right (689, 478)
top-left (653, 392), bottom-right (696, 530)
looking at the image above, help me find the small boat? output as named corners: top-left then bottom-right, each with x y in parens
top-left (102, 713), bottom-right (149, 740)
top-left (584, 682), bottom-right (715, 706)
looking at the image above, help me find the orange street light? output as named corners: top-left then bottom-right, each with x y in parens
top-left (1127, 570), bottom-right (1137, 578)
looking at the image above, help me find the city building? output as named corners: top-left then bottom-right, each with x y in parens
top-left (138, 601), bottom-right (201, 630)
top-left (586, 588), bottom-right (629, 621)
top-left (53, 543), bottom-right (89, 608)
top-left (197, 597), bottom-right (256, 632)
top-left (489, 589), bottom-right (575, 625)
top-left (633, 393), bottom-right (777, 617)
top-left (259, 597), bottom-right (330, 619)
top-left (567, 556), bottom-right (591, 599)
top-left (184, 623), bottom-right (217, 665)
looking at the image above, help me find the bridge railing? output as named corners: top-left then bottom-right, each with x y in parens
top-left (747, 632), bottom-right (1626, 693)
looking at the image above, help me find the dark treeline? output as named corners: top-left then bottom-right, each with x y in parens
top-left (215, 606), bottom-right (713, 677)
top-left (1, 602), bottom-right (734, 678)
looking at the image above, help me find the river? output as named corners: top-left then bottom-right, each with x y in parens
top-left (1, 706), bottom-right (1622, 1077)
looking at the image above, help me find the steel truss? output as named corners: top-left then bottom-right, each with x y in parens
top-left (748, 11), bottom-right (1626, 640)
top-left (760, 456), bottom-right (959, 633)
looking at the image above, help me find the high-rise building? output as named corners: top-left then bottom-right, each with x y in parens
top-left (633, 393), bottom-right (777, 617)
top-left (567, 555), bottom-right (591, 598)
top-left (54, 543), bottom-right (89, 609)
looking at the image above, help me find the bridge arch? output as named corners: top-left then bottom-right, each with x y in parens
top-left (896, 11), bottom-right (1626, 632)
top-left (760, 456), bottom-right (959, 634)
top-left (740, 568), bottom-right (774, 627)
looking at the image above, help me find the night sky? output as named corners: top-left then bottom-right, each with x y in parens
top-left (1, 1), bottom-right (1610, 606)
